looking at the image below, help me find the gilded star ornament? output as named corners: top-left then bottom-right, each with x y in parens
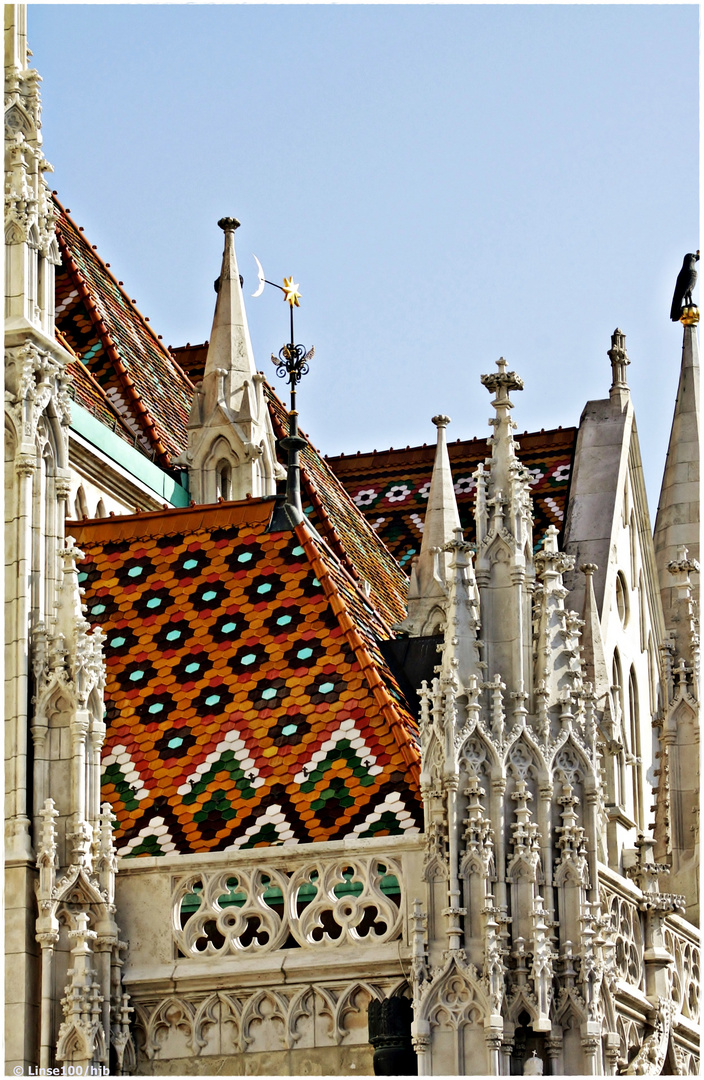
top-left (282, 277), bottom-right (301, 307)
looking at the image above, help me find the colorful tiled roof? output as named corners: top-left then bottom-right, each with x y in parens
top-left (68, 500), bottom-right (422, 858)
top-left (60, 339), bottom-right (139, 447)
top-left (53, 195), bottom-right (194, 467)
top-left (170, 341), bottom-right (209, 383)
top-left (326, 428), bottom-right (577, 567)
top-left (266, 385), bottom-right (411, 629)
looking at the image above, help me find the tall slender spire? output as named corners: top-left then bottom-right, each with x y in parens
top-left (201, 218), bottom-right (256, 411)
top-left (397, 415), bottom-right (462, 636)
top-left (474, 358), bottom-right (534, 703)
top-left (182, 218), bottom-right (283, 504)
top-left (423, 415), bottom-right (461, 551)
top-left (654, 317), bottom-right (700, 653)
top-left (480, 357), bottom-right (523, 496)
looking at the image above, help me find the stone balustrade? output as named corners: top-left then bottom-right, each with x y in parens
top-left (599, 869), bottom-right (647, 995)
top-left (116, 835), bottom-right (425, 1070)
top-left (173, 850), bottom-right (406, 958)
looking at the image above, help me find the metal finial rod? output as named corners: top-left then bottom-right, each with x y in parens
top-left (254, 255), bottom-right (314, 532)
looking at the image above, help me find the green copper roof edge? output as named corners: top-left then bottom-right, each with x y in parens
top-left (70, 402), bottom-right (189, 506)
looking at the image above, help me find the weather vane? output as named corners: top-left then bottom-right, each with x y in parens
top-left (252, 254), bottom-right (314, 528)
top-left (252, 256), bottom-right (315, 414)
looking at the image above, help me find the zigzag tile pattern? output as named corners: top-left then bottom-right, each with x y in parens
top-left (327, 428), bottom-right (577, 567)
top-left (53, 195), bottom-right (194, 462)
top-left (69, 501), bottom-right (422, 857)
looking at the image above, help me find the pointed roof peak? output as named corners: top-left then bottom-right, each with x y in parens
top-left (203, 216), bottom-right (256, 383)
top-left (393, 413), bottom-right (462, 635)
top-left (654, 317), bottom-right (699, 645)
top-left (422, 413), bottom-right (461, 553)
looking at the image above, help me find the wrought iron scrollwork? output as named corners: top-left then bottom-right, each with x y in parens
top-left (271, 344), bottom-right (314, 389)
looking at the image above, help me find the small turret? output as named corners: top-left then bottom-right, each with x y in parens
top-left (181, 218), bottom-right (283, 503)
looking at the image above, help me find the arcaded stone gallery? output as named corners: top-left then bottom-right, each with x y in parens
top-left (4, 5), bottom-right (699, 1075)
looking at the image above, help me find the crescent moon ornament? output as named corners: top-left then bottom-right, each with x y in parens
top-left (252, 254), bottom-right (266, 297)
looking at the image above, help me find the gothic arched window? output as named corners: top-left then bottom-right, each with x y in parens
top-left (628, 667), bottom-right (643, 829)
top-left (612, 650), bottom-right (626, 809)
top-left (216, 460), bottom-right (232, 501)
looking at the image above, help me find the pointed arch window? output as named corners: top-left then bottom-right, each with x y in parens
top-left (628, 667), bottom-right (643, 829)
top-left (615, 571), bottom-right (629, 626)
top-left (216, 460), bottom-right (232, 501)
top-left (638, 572), bottom-right (646, 652)
top-left (611, 650), bottom-right (626, 809)
top-left (629, 510), bottom-right (638, 587)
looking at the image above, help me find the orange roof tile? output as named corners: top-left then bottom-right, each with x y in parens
top-left (68, 499), bottom-right (422, 857)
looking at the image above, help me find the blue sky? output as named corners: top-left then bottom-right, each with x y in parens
top-left (30, 4), bottom-right (698, 512)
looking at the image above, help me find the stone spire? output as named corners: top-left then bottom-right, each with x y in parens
top-left (652, 316), bottom-right (699, 916)
top-left (182, 217), bottom-right (283, 504)
top-left (533, 525), bottom-right (580, 710)
top-left (474, 358), bottom-right (535, 704)
top-left (654, 317), bottom-right (700, 661)
top-left (397, 415), bottom-right (462, 636)
top-left (4, 3), bottom-right (61, 339)
top-left (480, 357), bottom-right (524, 498)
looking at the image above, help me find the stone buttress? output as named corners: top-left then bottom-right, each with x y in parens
top-left (4, 7), bottom-right (132, 1071)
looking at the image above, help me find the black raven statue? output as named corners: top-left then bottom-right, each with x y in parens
top-left (670, 250), bottom-right (700, 321)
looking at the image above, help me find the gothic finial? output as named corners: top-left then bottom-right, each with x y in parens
top-left (217, 216), bottom-right (241, 233)
top-left (608, 328), bottom-right (630, 404)
top-left (480, 357), bottom-right (524, 407)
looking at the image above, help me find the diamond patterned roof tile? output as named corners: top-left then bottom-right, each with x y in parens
top-left (326, 427), bottom-right (578, 564)
top-left (68, 499), bottom-right (422, 857)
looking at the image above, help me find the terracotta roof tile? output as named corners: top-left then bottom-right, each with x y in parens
top-left (266, 385), bottom-right (411, 628)
top-left (326, 428), bottom-right (577, 566)
top-left (68, 500), bottom-right (422, 857)
top-left (53, 195), bottom-right (194, 466)
top-left (64, 350), bottom-right (139, 444)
